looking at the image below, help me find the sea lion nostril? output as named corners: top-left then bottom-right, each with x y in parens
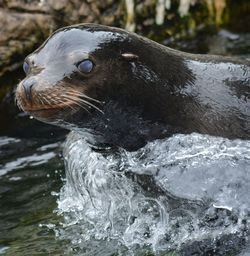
top-left (22, 78), bottom-right (36, 102)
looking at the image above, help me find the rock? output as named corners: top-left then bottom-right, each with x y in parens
top-left (0, 6), bottom-right (54, 77)
top-left (0, 0), bottom-right (118, 79)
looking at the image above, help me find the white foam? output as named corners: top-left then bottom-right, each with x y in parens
top-left (56, 131), bottom-right (250, 254)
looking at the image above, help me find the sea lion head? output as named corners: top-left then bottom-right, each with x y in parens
top-left (15, 24), bottom-right (143, 128)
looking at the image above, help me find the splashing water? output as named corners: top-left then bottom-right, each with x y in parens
top-left (56, 131), bottom-right (250, 255)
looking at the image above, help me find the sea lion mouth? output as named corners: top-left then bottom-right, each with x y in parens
top-left (15, 98), bottom-right (79, 121)
top-left (15, 85), bottom-right (104, 121)
top-left (22, 102), bottom-right (75, 112)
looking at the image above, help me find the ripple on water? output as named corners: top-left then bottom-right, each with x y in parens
top-left (0, 137), bottom-right (60, 176)
top-left (56, 131), bottom-right (250, 255)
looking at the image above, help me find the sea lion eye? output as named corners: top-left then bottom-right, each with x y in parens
top-left (23, 61), bottom-right (30, 74)
top-left (77, 59), bottom-right (94, 73)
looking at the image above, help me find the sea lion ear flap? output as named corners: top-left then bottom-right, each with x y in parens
top-left (121, 53), bottom-right (138, 62)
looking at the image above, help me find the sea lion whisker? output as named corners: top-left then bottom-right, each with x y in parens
top-left (66, 90), bottom-right (103, 104)
top-left (64, 94), bottom-right (104, 114)
top-left (37, 92), bottom-right (87, 112)
top-left (73, 97), bottom-right (103, 114)
top-left (63, 95), bottom-right (93, 113)
top-left (18, 101), bottom-right (23, 110)
top-left (62, 96), bottom-right (91, 114)
top-left (78, 93), bottom-right (103, 104)
top-left (44, 94), bottom-right (64, 105)
top-left (37, 94), bottom-right (47, 106)
top-left (48, 95), bottom-right (65, 105)
top-left (62, 100), bottom-right (78, 113)
top-left (42, 96), bottom-right (54, 106)
top-left (50, 94), bottom-right (59, 100)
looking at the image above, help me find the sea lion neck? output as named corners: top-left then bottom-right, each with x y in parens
top-left (98, 35), bottom-right (195, 124)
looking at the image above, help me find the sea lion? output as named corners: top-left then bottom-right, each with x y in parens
top-left (15, 24), bottom-right (250, 151)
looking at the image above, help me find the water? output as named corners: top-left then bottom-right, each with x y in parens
top-left (56, 132), bottom-right (250, 255)
top-left (0, 138), bottom-right (64, 255)
top-left (0, 30), bottom-right (249, 255)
